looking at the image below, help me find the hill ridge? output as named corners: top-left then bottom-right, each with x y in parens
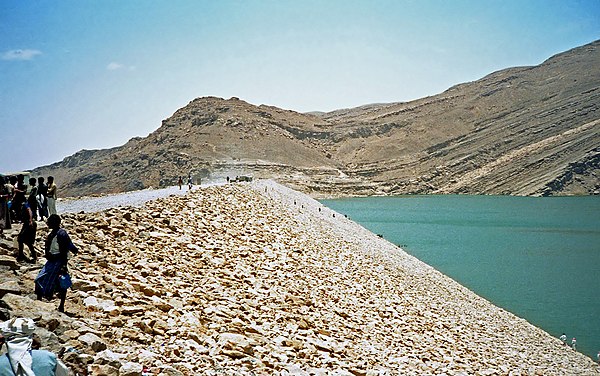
top-left (31, 40), bottom-right (600, 197)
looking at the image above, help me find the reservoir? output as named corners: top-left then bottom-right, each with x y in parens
top-left (320, 195), bottom-right (600, 359)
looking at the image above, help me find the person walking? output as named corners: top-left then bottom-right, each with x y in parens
top-left (34, 214), bottom-right (78, 312)
top-left (37, 176), bottom-right (48, 221)
top-left (46, 176), bottom-right (57, 216)
top-left (178, 176), bottom-right (183, 190)
top-left (559, 333), bottom-right (567, 345)
top-left (26, 177), bottom-right (38, 221)
top-left (571, 337), bottom-right (577, 350)
top-left (187, 175), bottom-right (193, 190)
top-left (16, 201), bottom-right (37, 263)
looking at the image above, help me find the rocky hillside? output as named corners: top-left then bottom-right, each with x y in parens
top-left (32, 40), bottom-right (600, 197)
top-left (1, 181), bottom-right (598, 375)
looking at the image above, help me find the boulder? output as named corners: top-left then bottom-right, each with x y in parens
top-left (78, 332), bottom-right (107, 352)
top-left (157, 365), bottom-right (185, 376)
top-left (216, 332), bottom-right (255, 356)
top-left (89, 364), bottom-right (119, 376)
top-left (119, 361), bottom-right (143, 376)
top-left (83, 296), bottom-right (118, 313)
top-left (34, 327), bottom-right (62, 353)
top-left (137, 349), bottom-right (159, 364)
top-left (1, 293), bottom-right (59, 318)
top-left (94, 349), bottom-right (127, 368)
top-left (72, 278), bottom-right (100, 292)
top-left (0, 280), bottom-right (21, 297)
top-left (0, 239), bottom-right (14, 253)
top-left (0, 255), bottom-right (18, 270)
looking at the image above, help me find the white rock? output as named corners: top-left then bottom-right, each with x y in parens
top-left (119, 361), bottom-right (143, 376)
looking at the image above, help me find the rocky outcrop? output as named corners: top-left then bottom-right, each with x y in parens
top-left (540, 147), bottom-right (600, 196)
top-left (1, 181), bottom-right (597, 374)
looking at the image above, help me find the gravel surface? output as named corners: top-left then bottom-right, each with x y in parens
top-left (57, 183), bottom-right (223, 214)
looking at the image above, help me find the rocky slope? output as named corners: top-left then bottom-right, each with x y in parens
top-left (320, 41), bottom-right (600, 197)
top-left (1, 181), bottom-right (598, 375)
top-left (31, 40), bottom-right (600, 197)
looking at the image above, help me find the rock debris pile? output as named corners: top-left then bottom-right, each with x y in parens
top-left (1, 180), bottom-right (598, 375)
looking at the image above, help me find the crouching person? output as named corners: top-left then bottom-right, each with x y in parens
top-left (0, 317), bottom-right (68, 375)
top-left (35, 214), bottom-right (78, 313)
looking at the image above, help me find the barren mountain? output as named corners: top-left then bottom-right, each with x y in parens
top-left (33, 40), bottom-right (600, 197)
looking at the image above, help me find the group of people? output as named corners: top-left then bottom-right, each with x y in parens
top-left (559, 333), bottom-right (600, 364)
top-left (177, 175), bottom-right (194, 190)
top-left (560, 333), bottom-right (578, 350)
top-left (0, 174), bottom-right (58, 263)
top-left (0, 174), bottom-right (77, 314)
top-left (0, 173), bottom-right (78, 373)
top-left (0, 174), bottom-right (58, 231)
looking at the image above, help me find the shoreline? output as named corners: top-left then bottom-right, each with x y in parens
top-left (50, 178), bottom-right (600, 217)
top-left (252, 180), bottom-right (599, 369)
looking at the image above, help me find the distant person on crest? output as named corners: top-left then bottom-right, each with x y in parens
top-left (46, 176), bottom-right (57, 216)
top-left (37, 176), bottom-right (49, 221)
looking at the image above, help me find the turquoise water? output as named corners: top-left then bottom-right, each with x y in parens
top-left (320, 195), bottom-right (600, 359)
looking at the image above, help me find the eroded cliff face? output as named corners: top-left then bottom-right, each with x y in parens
top-left (32, 40), bottom-right (600, 198)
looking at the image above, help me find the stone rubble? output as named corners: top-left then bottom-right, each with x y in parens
top-left (0, 180), bottom-right (598, 375)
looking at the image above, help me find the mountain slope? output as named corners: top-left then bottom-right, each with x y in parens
top-left (313, 40), bottom-right (600, 195)
top-left (32, 40), bottom-right (600, 197)
top-left (32, 97), bottom-right (349, 196)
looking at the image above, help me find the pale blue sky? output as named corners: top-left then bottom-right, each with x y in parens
top-left (1, 0), bottom-right (599, 172)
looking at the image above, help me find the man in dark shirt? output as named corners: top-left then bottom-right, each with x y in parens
top-left (11, 175), bottom-right (26, 223)
top-left (37, 177), bottom-right (48, 221)
top-left (35, 214), bottom-right (78, 312)
top-left (17, 201), bottom-right (37, 263)
top-left (26, 177), bottom-right (38, 221)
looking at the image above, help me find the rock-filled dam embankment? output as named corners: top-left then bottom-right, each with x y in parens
top-left (0, 180), bottom-right (598, 375)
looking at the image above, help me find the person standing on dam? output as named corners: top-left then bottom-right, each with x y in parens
top-left (46, 176), bottom-right (58, 216)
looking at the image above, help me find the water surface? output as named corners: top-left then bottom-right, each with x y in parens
top-left (321, 195), bottom-right (600, 359)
